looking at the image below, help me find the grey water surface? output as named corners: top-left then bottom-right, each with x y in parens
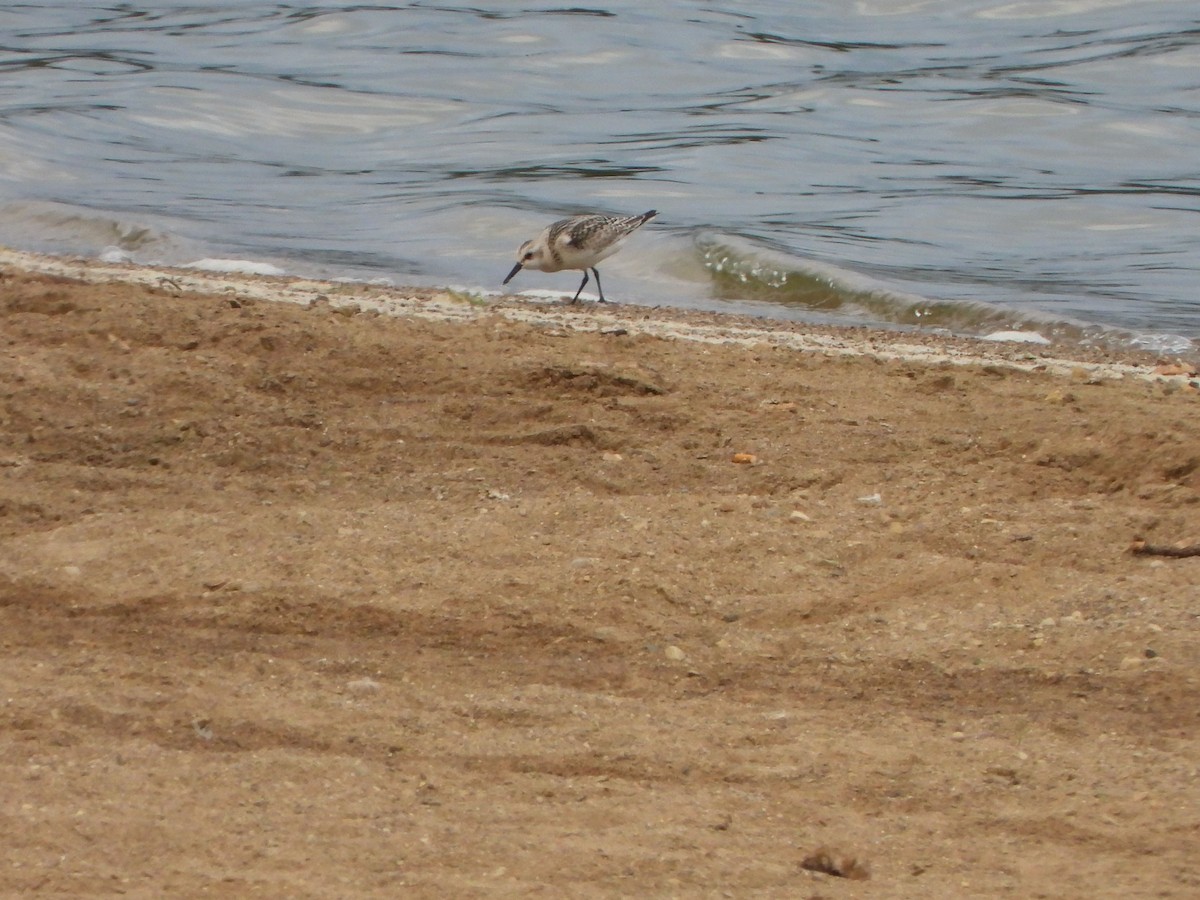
top-left (2, 2), bottom-right (1198, 351)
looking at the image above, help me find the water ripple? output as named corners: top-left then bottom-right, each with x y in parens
top-left (0, 1), bottom-right (1196, 351)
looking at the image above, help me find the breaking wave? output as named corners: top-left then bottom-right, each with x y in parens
top-left (696, 234), bottom-right (1039, 333)
top-left (693, 234), bottom-right (1197, 356)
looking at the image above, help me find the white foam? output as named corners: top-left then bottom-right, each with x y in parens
top-left (98, 246), bottom-right (134, 264)
top-left (133, 86), bottom-right (454, 139)
top-left (717, 42), bottom-right (804, 62)
top-left (981, 330), bottom-right (1051, 344)
top-left (187, 258), bottom-right (286, 276)
top-left (979, 1), bottom-right (1138, 20)
top-left (509, 288), bottom-right (601, 304)
top-left (333, 275), bottom-right (397, 287)
top-left (1128, 333), bottom-right (1196, 355)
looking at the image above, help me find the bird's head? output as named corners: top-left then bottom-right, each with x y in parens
top-left (504, 239), bottom-right (547, 283)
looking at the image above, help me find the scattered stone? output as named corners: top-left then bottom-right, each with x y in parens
top-left (857, 493), bottom-right (883, 506)
top-left (590, 626), bottom-right (626, 644)
top-left (664, 645), bottom-right (686, 661)
top-left (191, 718), bottom-right (214, 741)
top-left (788, 510), bottom-right (811, 523)
top-left (1154, 361), bottom-right (1196, 377)
top-left (1119, 656), bottom-right (1151, 671)
top-left (984, 766), bottom-right (1021, 786)
top-left (1044, 389), bottom-right (1076, 405)
top-left (731, 452), bottom-right (757, 465)
top-left (800, 847), bottom-right (870, 880)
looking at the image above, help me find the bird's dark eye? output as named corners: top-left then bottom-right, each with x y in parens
top-left (523, 252), bottom-right (534, 261)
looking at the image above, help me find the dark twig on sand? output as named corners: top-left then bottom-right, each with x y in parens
top-left (1129, 538), bottom-right (1200, 559)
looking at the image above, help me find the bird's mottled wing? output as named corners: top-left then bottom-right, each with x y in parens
top-left (550, 215), bottom-right (598, 250)
top-left (556, 215), bottom-right (644, 252)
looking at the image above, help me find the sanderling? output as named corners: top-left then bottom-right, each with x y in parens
top-left (503, 209), bottom-right (657, 303)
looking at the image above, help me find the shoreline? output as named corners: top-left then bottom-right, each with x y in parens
top-left (2, 245), bottom-right (1195, 384)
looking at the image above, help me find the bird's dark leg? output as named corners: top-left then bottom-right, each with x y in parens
top-left (570, 270), bottom-right (589, 304)
top-left (592, 268), bottom-right (607, 303)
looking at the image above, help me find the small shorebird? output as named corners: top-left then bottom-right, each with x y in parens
top-left (503, 210), bottom-right (657, 303)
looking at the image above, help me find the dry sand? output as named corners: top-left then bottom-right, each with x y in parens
top-left (2, 248), bottom-right (1198, 897)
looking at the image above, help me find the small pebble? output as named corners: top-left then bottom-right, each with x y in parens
top-left (664, 645), bottom-right (686, 661)
top-left (347, 677), bottom-right (382, 695)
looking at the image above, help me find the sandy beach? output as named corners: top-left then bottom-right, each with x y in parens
top-left (2, 248), bottom-right (1198, 897)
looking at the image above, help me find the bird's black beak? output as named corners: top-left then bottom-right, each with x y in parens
top-left (503, 262), bottom-right (523, 285)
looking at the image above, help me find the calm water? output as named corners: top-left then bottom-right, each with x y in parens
top-left (2, 1), bottom-right (1198, 352)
